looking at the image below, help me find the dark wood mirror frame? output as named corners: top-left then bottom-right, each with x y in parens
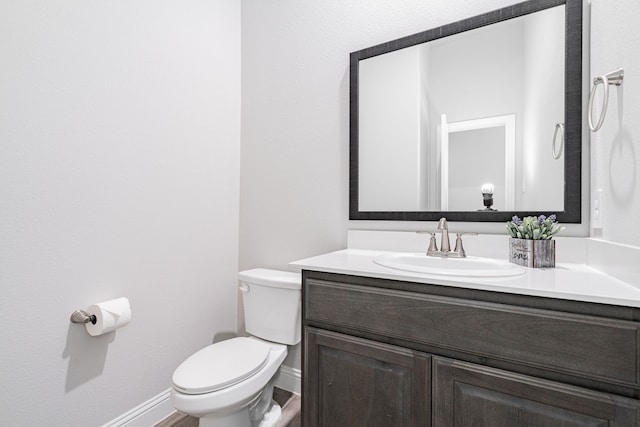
top-left (349, 0), bottom-right (582, 222)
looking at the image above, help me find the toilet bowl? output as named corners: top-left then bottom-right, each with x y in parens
top-left (170, 269), bottom-right (301, 427)
top-left (171, 337), bottom-right (287, 426)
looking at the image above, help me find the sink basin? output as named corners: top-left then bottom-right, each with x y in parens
top-left (373, 253), bottom-right (526, 278)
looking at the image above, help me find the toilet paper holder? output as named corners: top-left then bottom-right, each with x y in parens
top-left (69, 297), bottom-right (131, 336)
top-left (70, 310), bottom-right (97, 325)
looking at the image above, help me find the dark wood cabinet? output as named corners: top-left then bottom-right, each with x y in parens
top-left (302, 270), bottom-right (640, 427)
top-left (433, 357), bottom-right (640, 427)
top-left (304, 328), bottom-right (430, 427)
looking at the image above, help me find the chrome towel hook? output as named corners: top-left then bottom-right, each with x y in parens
top-left (588, 68), bottom-right (624, 132)
top-left (552, 123), bottom-right (564, 159)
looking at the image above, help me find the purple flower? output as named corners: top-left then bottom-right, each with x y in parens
top-left (548, 214), bottom-right (557, 222)
top-left (511, 215), bottom-right (522, 225)
top-left (537, 215), bottom-right (546, 224)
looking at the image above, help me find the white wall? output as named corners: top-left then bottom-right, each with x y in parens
top-left (590, 0), bottom-right (640, 246)
top-left (0, 1), bottom-right (240, 425)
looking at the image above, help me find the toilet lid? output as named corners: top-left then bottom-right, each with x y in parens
top-left (172, 337), bottom-right (271, 395)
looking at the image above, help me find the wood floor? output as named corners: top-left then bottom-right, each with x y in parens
top-left (155, 387), bottom-right (300, 427)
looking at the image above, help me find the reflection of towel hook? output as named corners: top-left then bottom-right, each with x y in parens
top-left (588, 68), bottom-right (624, 132)
top-left (552, 123), bottom-right (564, 159)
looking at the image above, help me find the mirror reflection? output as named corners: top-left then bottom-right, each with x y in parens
top-left (442, 114), bottom-right (515, 212)
top-left (353, 0), bottom-right (581, 222)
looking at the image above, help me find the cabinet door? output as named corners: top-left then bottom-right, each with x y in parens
top-left (433, 357), bottom-right (640, 427)
top-left (304, 328), bottom-right (430, 427)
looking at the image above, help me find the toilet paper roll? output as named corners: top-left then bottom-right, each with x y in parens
top-left (85, 297), bottom-right (132, 337)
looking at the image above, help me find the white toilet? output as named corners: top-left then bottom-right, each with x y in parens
top-left (171, 268), bottom-right (301, 427)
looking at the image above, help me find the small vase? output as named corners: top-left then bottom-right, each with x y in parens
top-left (509, 238), bottom-right (556, 268)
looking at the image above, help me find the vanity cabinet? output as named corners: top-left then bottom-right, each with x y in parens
top-left (302, 271), bottom-right (640, 427)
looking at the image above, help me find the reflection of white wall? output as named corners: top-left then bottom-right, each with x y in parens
top-left (522, 6), bottom-right (565, 211)
top-left (448, 127), bottom-right (506, 210)
top-left (357, 8), bottom-right (566, 213)
top-left (419, 44), bottom-right (431, 210)
top-left (359, 47), bottom-right (425, 210)
top-left (428, 18), bottom-right (524, 211)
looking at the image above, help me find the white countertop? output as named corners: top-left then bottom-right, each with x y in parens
top-left (291, 249), bottom-right (640, 308)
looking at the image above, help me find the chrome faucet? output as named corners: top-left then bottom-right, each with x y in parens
top-left (437, 217), bottom-right (451, 253)
top-left (417, 217), bottom-right (477, 258)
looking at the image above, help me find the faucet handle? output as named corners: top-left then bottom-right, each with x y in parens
top-left (417, 231), bottom-right (438, 255)
top-left (453, 232), bottom-right (478, 258)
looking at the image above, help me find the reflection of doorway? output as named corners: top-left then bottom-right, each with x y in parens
top-left (440, 114), bottom-right (515, 211)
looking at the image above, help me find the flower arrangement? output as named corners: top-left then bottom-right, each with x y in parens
top-left (505, 214), bottom-right (563, 240)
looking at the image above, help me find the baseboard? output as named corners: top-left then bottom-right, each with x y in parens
top-left (275, 365), bottom-right (301, 395)
top-left (102, 388), bottom-right (174, 427)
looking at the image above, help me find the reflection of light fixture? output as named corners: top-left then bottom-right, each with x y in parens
top-left (481, 183), bottom-right (496, 211)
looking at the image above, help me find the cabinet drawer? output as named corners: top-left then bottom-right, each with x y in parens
top-left (305, 278), bottom-right (640, 387)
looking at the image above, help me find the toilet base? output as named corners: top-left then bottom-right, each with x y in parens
top-left (255, 401), bottom-right (281, 427)
top-left (198, 407), bottom-right (250, 427)
top-left (197, 401), bottom-right (281, 427)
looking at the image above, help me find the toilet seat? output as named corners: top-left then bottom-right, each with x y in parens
top-left (172, 337), bottom-right (271, 395)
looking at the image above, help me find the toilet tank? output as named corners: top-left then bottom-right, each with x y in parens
top-left (238, 268), bottom-right (302, 345)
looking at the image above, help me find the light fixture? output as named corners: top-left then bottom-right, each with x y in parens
top-left (481, 183), bottom-right (496, 211)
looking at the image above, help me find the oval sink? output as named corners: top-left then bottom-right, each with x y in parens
top-left (373, 253), bottom-right (526, 278)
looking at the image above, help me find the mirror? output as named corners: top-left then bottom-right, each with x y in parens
top-left (350, 0), bottom-right (583, 222)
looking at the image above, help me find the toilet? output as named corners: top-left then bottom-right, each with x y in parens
top-left (171, 268), bottom-right (301, 427)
